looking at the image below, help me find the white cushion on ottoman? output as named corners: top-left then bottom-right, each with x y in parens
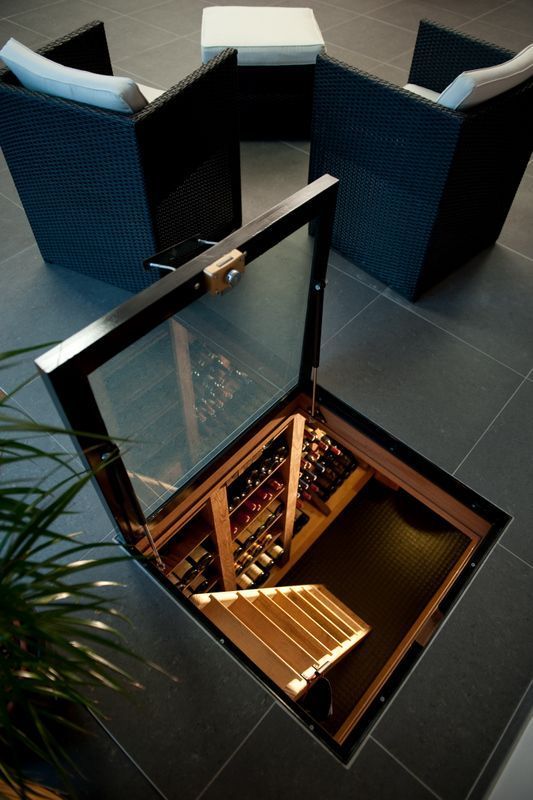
top-left (201, 6), bottom-right (324, 67)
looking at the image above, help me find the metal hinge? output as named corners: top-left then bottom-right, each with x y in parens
top-left (203, 249), bottom-right (246, 295)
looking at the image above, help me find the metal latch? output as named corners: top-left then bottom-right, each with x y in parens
top-left (203, 249), bottom-right (245, 295)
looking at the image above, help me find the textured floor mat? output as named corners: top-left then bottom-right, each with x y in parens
top-left (284, 482), bottom-right (471, 735)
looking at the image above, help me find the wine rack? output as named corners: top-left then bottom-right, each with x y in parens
top-left (137, 406), bottom-right (374, 598)
top-left (227, 432), bottom-right (289, 588)
top-left (159, 511), bottom-right (221, 597)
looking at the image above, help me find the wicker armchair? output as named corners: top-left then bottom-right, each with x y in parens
top-left (309, 20), bottom-right (533, 300)
top-left (0, 21), bottom-right (241, 293)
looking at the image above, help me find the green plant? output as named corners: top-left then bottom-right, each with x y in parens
top-left (0, 349), bottom-right (146, 798)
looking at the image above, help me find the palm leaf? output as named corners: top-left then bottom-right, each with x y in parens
top-left (0, 348), bottom-right (166, 797)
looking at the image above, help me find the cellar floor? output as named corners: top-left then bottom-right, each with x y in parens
top-left (284, 482), bottom-right (471, 734)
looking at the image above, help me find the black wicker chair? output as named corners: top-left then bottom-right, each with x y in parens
top-left (309, 20), bottom-right (533, 300)
top-left (0, 21), bottom-right (241, 293)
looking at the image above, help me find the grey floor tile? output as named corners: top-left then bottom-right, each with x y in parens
top-left (419, 0), bottom-right (506, 16)
top-left (386, 48), bottom-right (413, 69)
top-left (277, 0), bottom-right (360, 32)
top-left (86, 0), bottom-right (163, 12)
top-left (369, 0), bottom-right (469, 32)
top-left (468, 682), bottom-right (533, 800)
top-left (371, 60), bottom-right (408, 84)
top-left (9, 373), bottom-right (73, 431)
top-left (385, 245), bottom-right (533, 376)
top-left (325, 16), bottom-right (416, 60)
top-left (130, 0), bottom-right (207, 38)
top-left (84, 552), bottom-right (273, 800)
top-left (480, 0), bottom-right (533, 40)
top-left (24, 706), bottom-right (163, 800)
top-left (456, 379), bottom-right (533, 566)
top-left (0, 0), bottom-right (58, 17)
top-left (319, 296), bottom-right (522, 471)
top-left (0, 166), bottom-right (21, 206)
top-left (0, 246), bottom-right (129, 390)
top-left (103, 14), bottom-right (179, 62)
top-left (0, 18), bottom-right (48, 50)
top-left (282, 139), bottom-right (310, 155)
top-left (374, 545), bottom-right (533, 800)
top-left (240, 141), bottom-right (309, 223)
top-left (0, 193), bottom-right (35, 260)
top-left (323, 41), bottom-right (384, 72)
top-left (321, 0), bottom-right (405, 13)
top-left (322, 266), bottom-right (379, 343)
top-left (115, 35), bottom-right (200, 86)
top-left (66, 710), bottom-right (164, 800)
top-left (499, 171), bottom-right (533, 261)
top-left (457, 18), bottom-right (533, 52)
top-left (201, 705), bottom-right (436, 800)
top-left (9, 0), bottom-right (119, 38)
top-left (328, 246), bottom-right (388, 292)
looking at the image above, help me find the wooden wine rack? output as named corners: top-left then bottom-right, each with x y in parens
top-left (135, 408), bottom-right (374, 602)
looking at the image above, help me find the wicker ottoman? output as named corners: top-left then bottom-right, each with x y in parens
top-left (201, 6), bottom-right (324, 139)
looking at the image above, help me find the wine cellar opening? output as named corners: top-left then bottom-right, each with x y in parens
top-left (127, 389), bottom-right (493, 756)
top-left (37, 179), bottom-right (509, 762)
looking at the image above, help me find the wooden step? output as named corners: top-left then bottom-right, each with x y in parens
top-left (192, 584), bottom-right (371, 702)
top-left (202, 596), bottom-right (307, 698)
top-left (284, 590), bottom-right (348, 642)
top-left (228, 595), bottom-right (317, 677)
top-left (309, 586), bottom-right (369, 637)
top-left (252, 594), bottom-right (330, 664)
top-left (269, 591), bottom-right (341, 651)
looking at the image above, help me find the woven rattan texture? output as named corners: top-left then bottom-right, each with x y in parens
top-left (309, 20), bottom-right (533, 300)
top-left (238, 65), bottom-right (314, 139)
top-left (284, 482), bottom-right (470, 735)
top-left (0, 22), bottom-right (241, 294)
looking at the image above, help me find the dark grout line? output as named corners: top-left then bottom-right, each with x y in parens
top-left (465, 680), bottom-right (533, 800)
top-left (370, 737), bottom-right (443, 800)
top-left (194, 704), bottom-right (275, 800)
top-left (321, 289), bottom-right (382, 348)
top-left (383, 292), bottom-right (529, 379)
top-left (87, 707), bottom-right (170, 800)
top-left (452, 373), bottom-right (530, 475)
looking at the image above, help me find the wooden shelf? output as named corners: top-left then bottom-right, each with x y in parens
top-left (231, 489), bottom-right (285, 540)
top-left (263, 464), bottom-right (373, 587)
top-left (161, 514), bottom-right (213, 578)
top-left (228, 458), bottom-right (286, 517)
top-left (235, 526), bottom-right (284, 575)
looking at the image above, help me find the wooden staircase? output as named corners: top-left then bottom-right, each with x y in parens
top-left (192, 585), bottom-right (370, 700)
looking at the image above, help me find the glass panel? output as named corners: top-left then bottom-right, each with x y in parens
top-left (88, 223), bottom-right (315, 515)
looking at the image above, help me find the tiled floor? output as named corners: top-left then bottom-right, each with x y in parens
top-left (1, 0), bottom-right (532, 798)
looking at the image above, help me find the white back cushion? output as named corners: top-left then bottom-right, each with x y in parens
top-left (201, 7), bottom-right (324, 66)
top-left (437, 43), bottom-right (533, 110)
top-left (0, 37), bottom-right (148, 113)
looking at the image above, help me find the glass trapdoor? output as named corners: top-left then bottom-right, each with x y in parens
top-left (37, 176), bottom-right (338, 540)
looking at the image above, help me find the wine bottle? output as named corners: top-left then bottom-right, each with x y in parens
top-left (236, 572), bottom-right (254, 589)
top-left (257, 553), bottom-right (274, 569)
top-left (294, 509), bottom-right (310, 533)
top-left (172, 559), bottom-right (198, 585)
top-left (188, 544), bottom-right (214, 569)
top-left (266, 543), bottom-right (284, 561)
top-left (245, 563), bottom-right (266, 586)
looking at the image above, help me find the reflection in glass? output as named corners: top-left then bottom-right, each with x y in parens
top-left (88, 224), bottom-right (315, 515)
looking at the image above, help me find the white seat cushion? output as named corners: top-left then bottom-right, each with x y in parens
top-left (201, 6), bottom-right (325, 67)
top-left (437, 43), bottom-right (533, 110)
top-left (0, 37), bottom-right (149, 113)
top-left (403, 83), bottom-right (440, 102)
top-left (137, 83), bottom-right (165, 104)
